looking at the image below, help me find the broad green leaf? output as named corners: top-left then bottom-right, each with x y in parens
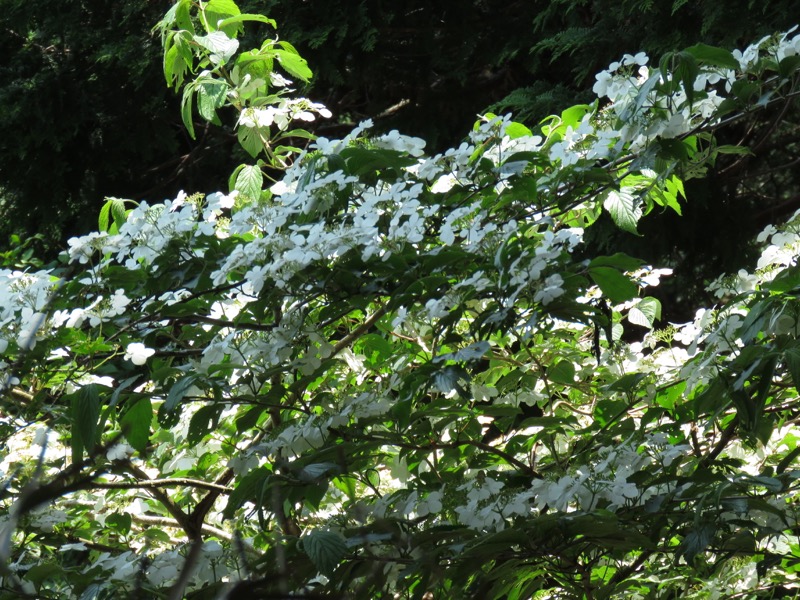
top-left (685, 43), bottom-right (739, 69)
top-left (106, 512), bottom-right (132, 535)
top-left (237, 126), bottom-right (264, 158)
top-left (680, 522), bottom-right (715, 562)
top-left (120, 397), bottom-right (152, 452)
top-left (627, 297), bottom-right (661, 328)
top-left (302, 530), bottom-right (347, 576)
top-left (234, 164), bottom-right (263, 200)
top-left (766, 264), bottom-right (800, 293)
top-left (275, 49), bottom-right (313, 81)
top-left (164, 374), bottom-right (199, 413)
top-left (194, 31), bottom-right (239, 65)
top-left (223, 466), bottom-right (271, 518)
top-left (588, 266), bottom-right (638, 304)
top-left (217, 14), bottom-right (276, 30)
top-left (70, 384), bottom-right (101, 462)
top-left (548, 360), bottom-right (575, 385)
top-left (505, 122), bottom-right (532, 139)
top-left (196, 79), bottom-right (228, 122)
top-left (602, 188), bottom-right (641, 234)
top-left (589, 253), bottom-right (643, 272)
top-left (206, 0), bottom-right (240, 16)
top-left (188, 405), bottom-right (221, 446)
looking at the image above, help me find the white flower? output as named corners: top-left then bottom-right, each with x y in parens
top-left (374, 130), bottom-right (426, 157)
top-left (124, 342), bottom-right (155, 366)
top-left (534, 274), bottom-right (565, 305)
top-left (107, 441), bottom-right (136, 461)
top-left (431, 173), bottom-right (458, 194)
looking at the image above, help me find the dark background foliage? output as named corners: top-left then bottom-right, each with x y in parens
top-left (1, 0), bottom-right (798, 318)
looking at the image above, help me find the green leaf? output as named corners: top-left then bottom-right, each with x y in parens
top-left (196, 79), bottom-right (228, 122)
top-left (684, 43), bottom-right (739, 69)
top-left (275, 49), bottom-right (313, 81)
top-left (234, 164), bottom-right (264, 201)
top-left (680, 522), bottom-right (715, 562)
top-left (783, 345), bottom-right (800, 395)
top-left (217, 13), bottom-right (276, 31)
top-left (24, 563), bottom-right (64, 585)
top-left (715, 145), bottom-right (753, 156)
top-left (602, 188), bottom-right (641, 234)
top-left (674, 51), bottom-right (699, 106)
top-left (188, 405), bottom-right (221, 446)
top-left (205, 0), bottom-right (241, 18)
top-left (302, 530), bottom-right (348, 576)
top-left (106, 512), bottom-right (132, 535)
top-left (144, 529), bottom-right (172, 544)
top-left (223, 466), bottom-right (271, 518)
top-left (98, 197), bottom-right (129, 234)
top-left (505, 122), bottom-right (532, 139)
top-left (627, 297), bottom-right (661, 328)
top-left (589, 253), bottom-right (643, 272)
top-left (588, 266), bottom-right (638, 304)
top-left (70, 384), bottom-right (101, 462)
top-left (238, 126), bottom-right (264, 158)
top-left (548, 360), bottom-right (575, 385)
top-left (120, 397), bottom-right (152, 452)
top-left (181, 85), bottom-right (196, 139)
top-left (194, 31), bottom-right (239, 65)
top-left (766, 264), bottom-right (800, 293)
top-left (432, 365), bottom-right (471, 398)
top-left (164, 374), bottom-right (199, 413)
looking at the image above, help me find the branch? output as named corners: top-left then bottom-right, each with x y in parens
top-left (122, 462), bottom-right (194, 538)
top-left (93, 477), bottom-right (233, 494)
top-left (332, 304), bottom-right (389, 356)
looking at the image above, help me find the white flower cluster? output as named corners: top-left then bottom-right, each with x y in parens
top-left (238, 98), bottom-right (332, 131)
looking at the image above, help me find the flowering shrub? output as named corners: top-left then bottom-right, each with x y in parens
top-left (1, 3), bottom-right (800, 597)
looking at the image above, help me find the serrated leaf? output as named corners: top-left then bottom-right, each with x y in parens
top-left (196, 79), bottom-right (228, 122)
top-left (217, 14), bottom-right (276, 30)
top-left (181, 85), bottom-right (196, 139)
top-left (680, 522), bottom-right (715, 562)
top-left (302, 530), bottom-right (347, 576)
top-left (432, 365), bottom-right (470, 398)
top-left (627, 297), bottom-right (661, 328)
top-left (120, 397), bottom-right (152, 452)
top-left (589, 266), bottom-right (638, 304)
top-left (205, 0), bottom-right (240, 17)
top-left (194, 31), bottom-right (239, 65)
top-left (234, 164), bottom-right (263, 200)
top-left (602, 188), bottom-right (641, 234)
top-left (275, 49), bottom-right (313, 81)
top-left (237, 126), bottom-right (264, 158)
top-left (99, 197), bottom-right (129, 233)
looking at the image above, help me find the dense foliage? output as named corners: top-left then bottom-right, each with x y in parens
top-left (2, 1), bottom-right (800, 597)
top-left (2, 0), bottom-right (798, 268)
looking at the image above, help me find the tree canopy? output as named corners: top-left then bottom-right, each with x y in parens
top-left (1, 1), bottom-right (800, 598)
